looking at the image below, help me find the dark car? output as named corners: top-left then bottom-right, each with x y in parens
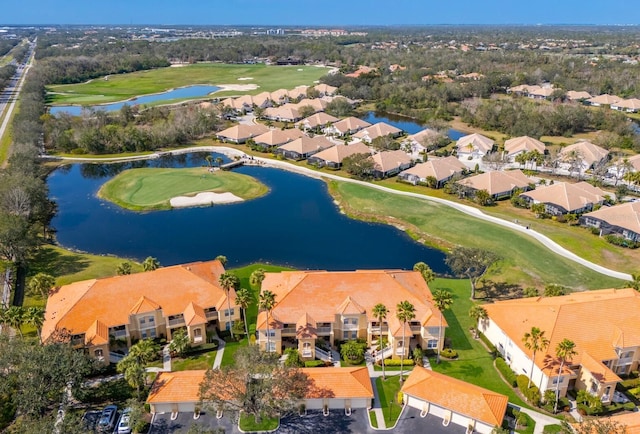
top-left (96, 405), bottom-right (118, 433)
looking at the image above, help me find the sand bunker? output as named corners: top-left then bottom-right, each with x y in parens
top-left (216, 84), bottom-right (259, 91)
top-left (237, 77), bottom-right (254, 80)
top-left (170, 192), bottom-right (244, 208)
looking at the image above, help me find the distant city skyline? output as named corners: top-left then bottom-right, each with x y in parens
top-left (3, 0), bottom-right (639, 26)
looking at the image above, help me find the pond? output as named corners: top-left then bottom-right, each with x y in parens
top-left (49, 85), bottom-right (221, 116)
top-left (48, 153), bottom-right (449, 272)
top-left (360, 111), bottom-right (466, 140)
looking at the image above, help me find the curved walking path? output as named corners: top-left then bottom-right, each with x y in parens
top-left (42, 145), bottom-right (632, 281)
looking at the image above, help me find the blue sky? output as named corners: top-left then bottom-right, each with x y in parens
top-left (3, 0), bottom-right (639, 26)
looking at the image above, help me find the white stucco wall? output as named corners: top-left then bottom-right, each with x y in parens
top-left (405, 396), bottom-right (495, 434)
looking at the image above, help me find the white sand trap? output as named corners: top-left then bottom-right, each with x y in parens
top-left (215, 84), bottom-right (259, 92)
top-left (237, 77), bottom-right (254, 81)
top-left (170, 192), bottom-right (243, 208)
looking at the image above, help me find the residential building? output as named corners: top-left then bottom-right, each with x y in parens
top-left (295, 112), bottom-right (339, 131)
top-left (503, 136), bottom-right (546, 163)
top-left (147, 370), bottom-right (206, 414)
top-left (252, 128), bottom-right (304, 151)
top-left (263, 104), bottom-right (302, 122)
top-left (370, 150), bottom-right (413, 179)
top-left (456, 133), bottom-right (495, 160)
top-left (519, 182), bottom-right (608, 216)
top-left (558, 141), bottom-right (609, 173)
top-left (606, 411), bottom-right (640, 434)
top-left (526, 85), bottom-right (555, 100)
top-left (216, 124), bottom-right (269, 144)
top-left (398, 157), bottom-right (466, 188)
top-left (587, 94), bottom-right (622, 107)
top-left (275, 135), bottom-right (333, 160)
top-left (457, 169), bottom-right (531, 200)
top-left (581, 202), bottom-right (640, 242)
top-left (313, 83), bottom-right (338, 97)
top-left (324, 117), bottom-right (371, 136)
top-left (480, 288), bottom-right (640, 401)
top-left (255, 269), bottom-right (447, 360)
top-left (42, 260), bottom-right (240, 364)
top-left (566, 90), bottom-right (592, 101)
top-left (404, 128), bottom-right (440, 159)
top-left (402, 367), bottom-right (508, 434)
top-left (269, 88), bottom-right (290, 105)
top-left (307, 142), bottom-right (371, 169)
top-left (353, 122), bottom-right (403, 143)
top-left (288, 86), bottom-right (309, 101)
top-left (611, 98), bottom-right (640, 113)
top-left (294, 98), bottom-right (328, 114)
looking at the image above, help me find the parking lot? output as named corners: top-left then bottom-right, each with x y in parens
top-left (82, 409), bottom-right (129, 433)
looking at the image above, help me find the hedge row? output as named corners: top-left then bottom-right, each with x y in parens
top-left (384, 359), bottom-right (415, 367)
top-left (478, 332), bottom-right (498, 357)
top-left (304, 360), bottom-right (326, 368)
top-left (517, 374), bottom-right (541, 405)
top-left (495, 357), bottom-right (517, 387)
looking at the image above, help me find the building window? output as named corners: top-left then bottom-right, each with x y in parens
top-left (343, 331), bottom-right (357, 340)
top-left (552, 377), bottom-right (562, 385)
top-left (267, 342), bottom-right (276, 353)
top-left (141, 329), bottom-right (157, 339)
top-left (590, 381), bottom-right (598, 394)
top-left (94, 349), bottom-right (103, 358)
top-left (194, 328), bottom-right (202, 337)
top-left (427, 339), bottom-right (438, 349)
top-left (225, 308), bottom-right (235, 317)
top-left (343, 318), bottom-right (358, 326)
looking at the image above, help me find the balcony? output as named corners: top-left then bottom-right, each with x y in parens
top-left (396, 348), bottom-right (407, 356)
top-left (168, 317), bottom-right (185, 327)
top-left (317, 327), bottom-right (332, 334)
top-left (281, 327), bottom-right (296, 335)
top-left (343, 324), bottom-right (359, 331)
top-left (618, 356), bottom-right (634, 365)
top-left (111, 329), bottom-right (127, 339)
top-left (410, 326), bottom-right (422, 333)
top-left (205, 310), bottom-right (218, 320)
top-left (368, 325), bottom-right (388, 333)
top-left (302, 350), bottom-right (313, 357)
top-left (193, 335), bottom-right (203, 344)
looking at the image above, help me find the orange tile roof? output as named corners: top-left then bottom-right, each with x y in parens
top-left (296, 313), bottom-right (317, 339)
top-left (85, 319), bottom-right (109, 345)
top-left (337, 296), bottom-right (366, 315)
top-left (402, 367), bottom-right (508, 427)
top-left (130, 296), bottom-right (162, 315)
top-left (302, 367), bottom-right (373, 399)
top-left (580, 352), bottom-right (621, 384)
top-left (608, 411), bottom-right (640, 434)
top-left (147, 370), bottom-right (206, 404)
top-left (256, 270), bottom-right (445, 334)
top-left (184, 302), bottom-right (207, 327)
top-left (483, 288), bottom-right (640, 373)
top-left (42, 260), bottom-right (230, 343)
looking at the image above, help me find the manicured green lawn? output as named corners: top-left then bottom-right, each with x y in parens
top-left (171, 347), bottom-right (218, 371)
top-left (238, 412), bottom-right (279, 432)
top-left (47, 63), bottom-right (330, 105)
top-left (98, 167), bottom-right (268, 211)
top-left (331, 181), bottom-right (625, 290)
top-left (429, 278), bottom-right (527, 407)
top-left (369, 410), bottom-right (379, 428)
top-left (376, 376), bottom-right (405, 427)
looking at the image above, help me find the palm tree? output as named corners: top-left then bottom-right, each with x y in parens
top-left (215, 157), bottom-right (224, 168)
top-left (250, 268), bottom-right (266, 287)
top-left (432, 289), bottom-right (453, 363)
top-left (372, 303), bottom-right (389, 379)
top-left (129, 338), bottom-right (161, 366)
top-left (235, 287), bottom-right (252, 339)
top-left (215, 255), bottom-right (228, 266)
top-left (28, 273), bottom-right (56, 299)
top-left (23, 306), bottom-right (45, 340)
top-left (554, 338), bottom-right (577, 413)
top-left (396, 300), bottom-right (416, 383)
top-left (5, 306), bottom-right (24, 338)
top-left (413, 262), bottom-right (435, 284)
top-left (628, 273), bottom-right (640, 291)
top-left (219, 273), bottom-right (240, 339)
top-left (142, 256), bottom-right (160, 272)
top-left (468, 304), bottom-right (488, 338)
top-left (522, 327), bottom-right (549, 389)
top-left (205, 155), bottom-right (213, 167)
top-left (259, 290), bottom-right (276, 353)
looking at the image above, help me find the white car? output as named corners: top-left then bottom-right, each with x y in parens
top-left (117, 408), bottom-right (132, 434)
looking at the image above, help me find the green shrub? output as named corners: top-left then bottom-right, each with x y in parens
top-left (478, 332), bottom-right (498, 357)
top-left (517, 374), bottom-right (541, 405)
top-left (495, 357), bottom-right (517, 387)
top-left (304, 360), bottom-right (326, 368)
top-left (623, 402), bottom-right (637, 411)
top-left (605, 234), bottom-right (640, 249)
top-left (440, 348), bottom-right (458, 359)
top-left (384, 359), bottom-right (415, 367)
top-left (589, 227), bottom-right (601, 235)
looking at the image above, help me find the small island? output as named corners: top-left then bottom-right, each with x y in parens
top-left (98, 167), bottom-right (268, 211)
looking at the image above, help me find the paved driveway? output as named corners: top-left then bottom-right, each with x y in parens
top-left (149, 411), bottom-right (236, 434)
top-left (277, 409), bottom-right (374, 434)
top-left (395, 407), bottom-right (466, 434)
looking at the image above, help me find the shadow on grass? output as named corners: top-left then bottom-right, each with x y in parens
top-left (28, 247), bottom-right (90, 279)
top-left (437, 288), bottom-right (473, 351)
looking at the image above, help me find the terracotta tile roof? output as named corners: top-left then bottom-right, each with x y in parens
top-left (277, 135), bottom-right (333, 155)
top-left (520, 182), bottom-right (607, 213)
top-left (130, 296), bottom-right (162, 315)
top-left (458, 170), bottom-right (531, 196)
top-left (483, 288), bottom-right (640, 373)
top-left (42, 260), bottom-right (230, 343)
top-left (85, 320), bottom-right (109, 345)
top-left (310, 142), bottom-right (371, 165)
top-left (402, 367), bottom-right (508, 427)
top-left (331, 117), bottom-right (371, 134)
top-left (504, 136), bottom-right (546, 157)
top-left (353, 122), bottom-right (402, 141)
top-left (296, 313), bottom-right (317, 339)
top-left (253, 128), bottom-right (304, 146)
top-left (400, 157), bottom-right (466, 182)
top-left (256, 270), bottom-right (445, 333)
top-left (560, 141), bottom-right (609, 167)
top-left (580, 352), bottom-right (620, 384)
top-left (371, 150), bottom-right (412, 173)
top-left (456, 133), bottom-right (494, 154)
top-left (303, 367), bottom-right (373, 399)
top-left (608, 411), bottom-right (640, 434)
top-left (337, 296), bottom-right (367, 315)
top-left (295, 112), bottom-right (339, 129)
top-left (147, 370), bottom-right (206, 404)
top-left (216, 124), bottom-right (269, 141)
top-left (587, 94), bottom-right (622, 105)
top-left (184, 302), bottom-right (207, 327)
top-left (583, 202), bottom-right (640, 236)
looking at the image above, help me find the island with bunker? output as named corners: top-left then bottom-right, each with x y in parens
top-left (97, 167), bottom-right (268, 211)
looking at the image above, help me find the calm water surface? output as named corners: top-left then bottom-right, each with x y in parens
top-left (50, 85), bottom-right (220, 116)
top-left (49, 153), bottom-right (449, 272)
top-left (361, 112), bottom-right (465, 140)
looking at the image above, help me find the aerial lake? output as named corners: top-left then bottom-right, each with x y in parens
top-left (49, 85), bottom-right (221, 116)
top-left (48, 153), bottom-right (449, 272)
top-left (361, 112), bottom-right (466, 140)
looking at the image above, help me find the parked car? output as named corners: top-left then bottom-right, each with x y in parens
top-left (97, 405), bottom-right (118, 433)
top-left (117, 407), bottom-right (132, 434)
